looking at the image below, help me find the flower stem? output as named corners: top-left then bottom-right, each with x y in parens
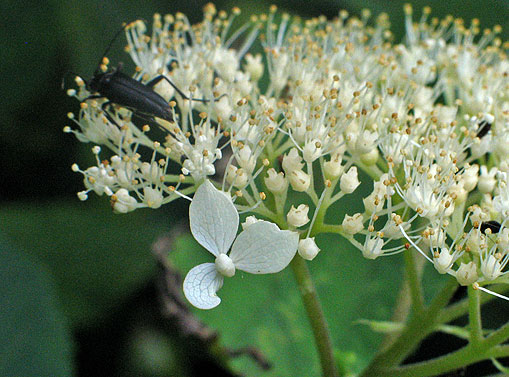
top-left (468, 286), bottom-right (483, 346)
top-left (361, 278), bottom-right (458, 376)
top-left (290, 256), bottom-right (339, 377)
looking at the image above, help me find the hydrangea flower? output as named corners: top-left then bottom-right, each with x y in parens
top-left (183, 180), bottom-right (299, 309)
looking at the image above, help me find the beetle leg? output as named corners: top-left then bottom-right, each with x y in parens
top-left (80, 96), bottom-right (122, 127)
top-left (145, 75), bottom-right (194, 100)
top-left (82, 94), bottom-right (104, 102)
top-left (99, 101), bottom-right (122, 128)
top-left (146, 75), bottom-right (226, 103)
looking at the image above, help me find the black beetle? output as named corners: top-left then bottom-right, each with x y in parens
top-left (85, 61), bottom-right (178, 123)
top-left (75, 22), bottom-right (209, 125)
top-left (477, 120), bottom-right (492, 139)
top-left (480, 220), bottom-right (501, 235)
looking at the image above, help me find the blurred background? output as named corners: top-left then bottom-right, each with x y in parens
top-left (1, 0), bottom-right (507, 376)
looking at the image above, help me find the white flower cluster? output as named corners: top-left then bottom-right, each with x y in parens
top-left (65, 4), bottom-right (509, 306)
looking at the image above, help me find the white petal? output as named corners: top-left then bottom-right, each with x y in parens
top-left (183, 263), bottom-right (224, 310)
top-left (189, 180), bottom-right (239, 256)
top-left (230, 221), bottom-right (299, 274)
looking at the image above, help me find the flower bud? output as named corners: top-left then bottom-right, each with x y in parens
top-left (282, 148), bottom-right (304, 174)
top-left (215, 253), bottom-right (236, 277)
top-left (456, 261), bottom-right (479, 286)
top-left (342, 213), bottom-right (364, 235)
top-left (77, 191), bottom-right (88, 201)
top-left (360, 148), bottom-right (379, 166)
top-left (264, 168), bottom-right (288, 194)
top-left (289, 169), bottom-right (311, 192)
top-left (340, 167), bottom-right (360, 194)
top-left (298, 238), bottom-right (320, 260)
top-left (287, 204), bottom-right (310, 228)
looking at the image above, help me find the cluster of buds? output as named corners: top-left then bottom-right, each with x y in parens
top-left (65, 3), bottom-right (509, 307)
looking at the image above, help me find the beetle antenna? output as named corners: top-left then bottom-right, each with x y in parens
top-left (95, 21), bottom-right (131, 73)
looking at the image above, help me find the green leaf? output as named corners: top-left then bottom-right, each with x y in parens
top-left (0, 238), bottom-right (73, 377)
top-left (171, 229), bottom-right (404, 376)
top-left (0, 200), bottom-right (170, 327)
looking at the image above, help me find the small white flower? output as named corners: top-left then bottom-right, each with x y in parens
top-left (433, 248), bottom-right (454, 274)
top-left (355, 130), bottom-right (378, 155)
top-left (235, 145), bottom-right (257, 174)
top-left (497, 228), bottom-right (509, 250)
top-left (289, 169), bottom-right (311, 192)
top-left (456, 261), bottom-right (479, 286)
top-left (340, 167), bottom-right (360, 194)
top-left (77, 191), bottom-right (88, 201)
top-left (143, 186), bottom-right (163, 208)
top-left (111, 189), bottom-right (138, 214)
top-left (282, 148), bottom-right (304, 174)
top-left (287, 204), bottom-right (310, 228)
top-left (323, 153), bottom-right (344, 179)
top-left (302, 139), bottom-right (323, 163)
top-left (342, 213), bottom-right (364, 235)
top-left (298, 238), bottom-right (320, 260)
top-left (244, 53), bottom-right (264, 81)
top-left (462, 164), bottom-right (479, 192)
top-left (264, 168), bottom-right (288, 194)
top-left (480, 255), bottom-right (504, 281)
top-left (363, 237), bottom-right (384, 260)
top-left (478, 166), bottom-right (497, 194)
top-left (226, 165), bottom-right (249, 188)
top-left (241, 215), bottom-right (260, 230)
top-left (183, 181), bottom-right (299, 309)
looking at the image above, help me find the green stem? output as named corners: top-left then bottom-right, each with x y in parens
top-left (403, 251), bottom-right (425, 315)
top-left (314, 223), bottom-right (342, 235)
top-left (361, 278), bottom-right (458, 377)
top-left (484, 321), bottom-right (509, 349)
top-left (379, 342), bottom-right (504, 377)
top-left (468, 286), bottom-right (483, 346)
top-left (380, 250), bottom-right (425, 350)
top-left (290, 256), bottom-right (339, 377)
top-left (439, 285), bottom-right (509, 326)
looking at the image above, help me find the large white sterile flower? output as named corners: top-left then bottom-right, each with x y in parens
top-left (183, 180), bottom-right (299, 309)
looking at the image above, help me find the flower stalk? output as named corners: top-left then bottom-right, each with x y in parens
top-left (290, 255), bottom-right (339, 377)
